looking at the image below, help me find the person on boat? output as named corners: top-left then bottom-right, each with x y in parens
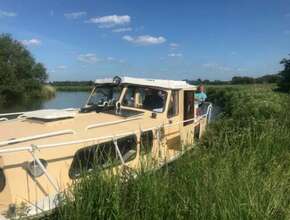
top-left (195, 84), bottom-right (207, 116)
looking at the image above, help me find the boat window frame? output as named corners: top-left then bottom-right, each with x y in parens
top-left (167, 90), bottom-right (179, 118)
top-left (121, 85), bottom-right (168, 113)
top-left (183, 90), bottom-right (195, 126)
top-left (69, 134), bottom-right (137, 179)
top-left (84, 83), bottom-right (123, 107)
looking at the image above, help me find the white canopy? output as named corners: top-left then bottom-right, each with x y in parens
top-left (95, 76), bottom-right (196, 90)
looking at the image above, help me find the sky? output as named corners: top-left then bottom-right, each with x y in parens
top-left (0, 0), bottom-right (290, 81)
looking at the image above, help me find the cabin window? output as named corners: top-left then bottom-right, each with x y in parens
top-left (167, 90), bottom-right (179, 118)
top-left (183, 91), bottom-right (195, 126)
top-left (122, 86), bottom-right (167, 113)
top-left (140, 130), bottom-right (154, 155)
top-left (87, 85), bottom-right (122, 107)
top-left (69, 135), bottom-right (137, 178)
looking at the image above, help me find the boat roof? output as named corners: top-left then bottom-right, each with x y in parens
top-left (95, 76), bottom-right (196, 90)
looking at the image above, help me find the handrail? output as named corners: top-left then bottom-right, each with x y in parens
top-left (0, 130), bottom-right (76, 147)
top-left (86, 116), bottom-right (143, 130)
top-left (0, 131), bottom-right (138, 154)
top-left (206, 104), bottom-right (213, 122)
top-left (0, 112), bottom-right (25, 117)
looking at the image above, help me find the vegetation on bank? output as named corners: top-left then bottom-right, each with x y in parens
top-left (278, 56), bottom-right (290, 92)
top-left (40, 85), bottom-right (56, 99)
top-left (49, 81), bottom-right (94, 91)
top-left (48, 85), bottom-right (290, 220)
top-left (53, 85), bottom-right (92, 92)
top-left (0, 34), bottom-right (51, 105)
top-left (187, 55), bottom-right (290, 90)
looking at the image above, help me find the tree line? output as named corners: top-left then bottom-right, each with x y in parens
top-left (49, 81), bottom-right (94, 87)
top-left (187, 56), bottom-right (290, 92)
top-left (1, 33), bottom-right (289, 106)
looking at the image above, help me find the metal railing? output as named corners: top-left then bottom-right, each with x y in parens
top-left (0, 104), bottom-right (212, 194)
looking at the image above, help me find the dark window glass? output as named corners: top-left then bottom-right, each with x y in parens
top-left (140, 130), bottom-right (153, 155)
top-left (168, 90), bottom-right (179, 118)
top-left (69, 135), bottom-right (137, 178)
top-left (183, 91), bottom-right (195, 126)
top-left (122, 86), bottom-right (167, 112)
top-left (88, 85), bottom-right (122, 107)
top-left (117, 135), bottom-right (137, 162)
top-left (0, 168), bottom-right (6, 192)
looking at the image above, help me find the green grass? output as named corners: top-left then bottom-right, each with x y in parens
top-left (48, 85), bottom-right (290, 220)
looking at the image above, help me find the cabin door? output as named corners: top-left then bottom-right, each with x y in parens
top-left (183, 91), bottom-right (195, 125)
top-left (165, 90), bottom-right (182, 153)
top-left (182, 90), bottom-right (195, 145)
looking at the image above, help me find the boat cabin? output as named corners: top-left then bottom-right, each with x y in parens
top-left (0, 76), bottom-right (212, 218)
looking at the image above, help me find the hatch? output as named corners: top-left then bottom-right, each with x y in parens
top-left (21, 109), bottom-right (77, 121)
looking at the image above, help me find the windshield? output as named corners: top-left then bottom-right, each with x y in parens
top-left (122, 85), bottom-right (167, 112)
top-left (87, 85), bottom-right (122, 107)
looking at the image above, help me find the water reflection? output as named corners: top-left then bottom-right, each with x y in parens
top-left (0, 91), bottom-right (89, 113)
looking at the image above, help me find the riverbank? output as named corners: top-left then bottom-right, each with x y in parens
top-left (53, 85), bottom-right (92, 92)
top-left (0, 85), bottom-right (56, 108)
top-left (47, 84), bottom-right (290, 220)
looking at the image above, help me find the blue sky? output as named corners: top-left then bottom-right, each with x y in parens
top-left (0, 0), bottom-right (290, 81)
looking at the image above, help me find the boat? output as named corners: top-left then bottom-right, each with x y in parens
top-left (0, 76), bottom-right (212, 219)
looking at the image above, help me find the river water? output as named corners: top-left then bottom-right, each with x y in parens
top-left (0, 91), bottom-right (89, 113)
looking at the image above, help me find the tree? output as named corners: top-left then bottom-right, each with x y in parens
top-left (231, 76), bottom-right (255, 84)
top-left (278, 55), bottom-right (290, 92)
top-left (0, 34), bottom-right (48, 103)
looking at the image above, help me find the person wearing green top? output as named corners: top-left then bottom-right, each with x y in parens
top-left (194, 85), bottom-right (207, 116)
top-left (195, 85), bottom-right (207, 103)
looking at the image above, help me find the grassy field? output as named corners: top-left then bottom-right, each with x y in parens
top-left (50, 84), bottom-right (290, 220)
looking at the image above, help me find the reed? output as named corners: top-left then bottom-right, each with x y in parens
top-left (49, 85), bottom-right (290, 220)
top-left (40, 85), bottom-right (56, 99)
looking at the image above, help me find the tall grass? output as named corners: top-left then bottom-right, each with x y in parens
top-left (50, 85), bottom-right (290, 220)
top-left (40, 85), bottom-right (56, 99)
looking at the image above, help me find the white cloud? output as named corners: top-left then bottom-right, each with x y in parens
top-left (106, 57), bottom-right (126, 63)
top-left (49, 69), bottom-right (56, 74)
top-left (21, 38), bottom-right (41, 46)
top-left (0, 10), bottom-right (17, 17)
top-left (64, 11), bottom-right (87, 19)
top-left (123, 35), bottom-right (166, 45)
top-left (77, 53), bottom-right (100, 64)
top-left (112, 27), bottom-right (132, 33)
top-left (86, 15), bottom-right (130, 28)
top-left (107, 57), bottom-right (115, 61)
top-left (169, 43), bottom-right (179, 49)
top-left (57, 65), bottom-right (67, 70)
top-left (168, 53), bottom-right (183, 57)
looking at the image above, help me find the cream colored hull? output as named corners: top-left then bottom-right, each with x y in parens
top-left (0, 105), bottom-right (210, 218)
